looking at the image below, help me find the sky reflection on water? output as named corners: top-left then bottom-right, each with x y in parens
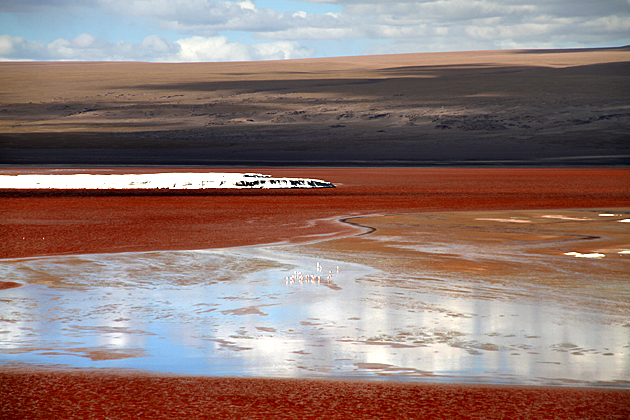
top-left (1, 211), bottom-right (629, 387)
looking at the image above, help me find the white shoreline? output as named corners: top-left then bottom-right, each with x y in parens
top-left (0, 172), bottom-right (335, 189)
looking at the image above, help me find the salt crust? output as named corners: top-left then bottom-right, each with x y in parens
top-left (0, 173), bottom-right (334, 189)
top-left (564, 252), bottom-right (606, 259)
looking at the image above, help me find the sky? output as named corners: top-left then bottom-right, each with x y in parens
top-left (1, 0), bottom-right (629, 62)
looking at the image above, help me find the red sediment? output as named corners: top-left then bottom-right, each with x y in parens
top-left (1, 168), bottom-right (629, 259)
top-left (0, 369), bottom-right (628, 420)
top-left (1, 168), bottom-right (629, 418)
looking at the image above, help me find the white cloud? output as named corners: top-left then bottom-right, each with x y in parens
top-left (1, 1), bottom-right (629, 60)
top-left (0, 34), bottom-right (314, 62)
top-left (255, 1), bottom-right (630, 47)
top-left (0, 35), bottom-right (46, 59)
top-left (102, 0), bottom-right (285, 29)
top-left (259, 27), bottom-right (358, 40)
top-left (71, 33), bottom-right (98, 48)
top-left (585, 15), bottom-right (630, 34)
top-left (176, 35), bottom-right (313, 61)
top-left (176, 36), bottom-right (249, 61)
top-left (237, 0), bottom-right (255, 10)
top-left (141, 34), bottom-right (178, 54)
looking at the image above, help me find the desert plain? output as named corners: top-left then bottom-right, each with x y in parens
top-left (1, 46), bottom-right (629, 166)
top-left (1, 47), bottom-right (630, 419)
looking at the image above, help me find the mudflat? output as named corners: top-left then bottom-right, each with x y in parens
top-left (1, 368), bottom-right (629, 420)
top-left (2, 167), bottom-right (629, 259)
top-left (1, 46), bottom-right (629, 166)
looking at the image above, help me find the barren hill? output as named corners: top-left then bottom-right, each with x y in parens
top-left (1, 46), bottom-right (628, 166)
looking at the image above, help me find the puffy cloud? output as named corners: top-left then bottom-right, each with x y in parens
top-left (259, 27), bottom-right (359, 40)
top-left (33, 33), bottom-right (177, 61)
top-left (176, 36), bottom-right (313, 61)
top-left (102, 0), bottom-right (284, 30)
top-left (0, 35), bottom-right (46, 59)
top-left (105, 0), bottom-right (347, 36)
top-left (249, 40), bottom-right (313, 60)
top-left (0, 33), bottom-right (313, 62)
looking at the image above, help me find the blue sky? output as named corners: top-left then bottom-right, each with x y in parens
top-left (1, 1), bottom-right (629, 61)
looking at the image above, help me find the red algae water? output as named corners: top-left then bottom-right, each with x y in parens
top-left (2, 168), bottom-right (629, 259)
top-left (1, 168), bottom-right (629, 419)
top-left (1, 208), bottom-right (629, 387)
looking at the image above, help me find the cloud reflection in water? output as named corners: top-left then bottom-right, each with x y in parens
top-left (0, 210), bottom-right (629, 387)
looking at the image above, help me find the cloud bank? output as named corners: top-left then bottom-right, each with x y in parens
top-left (0, 33), bottom-right (314, 61)
top-left (1, 0), bottom-right (629, 61)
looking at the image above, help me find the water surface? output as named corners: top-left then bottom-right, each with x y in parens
top-left (1, 209), bottom-right (629, 387)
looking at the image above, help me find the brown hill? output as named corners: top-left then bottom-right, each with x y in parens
top-left (1, 47), bottom-right (629, 166)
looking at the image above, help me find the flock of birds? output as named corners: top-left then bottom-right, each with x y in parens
top-left (286, 262), bottom-right (339, 285)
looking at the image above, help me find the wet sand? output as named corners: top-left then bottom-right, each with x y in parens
top-left (0, 280), bottom-right (21, 290)
top-left (1, 167), bottom-right (630, 418)
top-left (1, 367), bottom-right (629, 420)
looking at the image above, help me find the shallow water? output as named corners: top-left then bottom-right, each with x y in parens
top-left (1, 209), bottom-right (629, 387)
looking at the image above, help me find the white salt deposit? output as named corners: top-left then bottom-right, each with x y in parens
top-left (475, 218), bottom-right (531, 223)
top-left (0, 173), bottom-right (335, 189)
top-left (541, 215), bottom-right (590, 221)
top-left (564, 252), bottom-right (606, 259)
